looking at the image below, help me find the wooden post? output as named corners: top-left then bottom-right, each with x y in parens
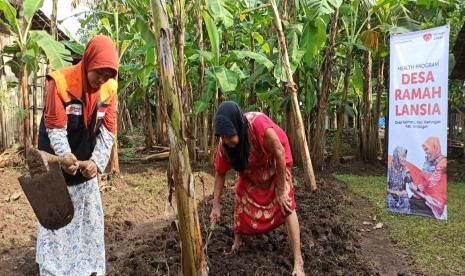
top-left (270, 0), bottom-right (317, 191)
top-left (151, 0), bottom-right (207, 275)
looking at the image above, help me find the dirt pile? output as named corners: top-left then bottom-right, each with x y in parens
top-left (113, 180), bottom-right (373, 275)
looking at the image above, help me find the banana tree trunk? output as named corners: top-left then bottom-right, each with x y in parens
top-left (312, 8), bottom-right (339, 170)
top-left (331, 54), bottom-right (352, 166)
top-left (270, 0), bottom-right (317, 191)
top-left (461, 110), bottom-right (465, 159)
top-left (20, 64), bottom-right (31, 152)
top-left (197, 8), bottom-right (208, 158)
top-left (144, 87), bottom-right (155, 149)
top-left (110, 137), bottom-right (120, 174)
top-left (173, 0), bottom-right (196, 160)
top-left (151, 1), bottom-right (207, 275)
top-left (383, 73), bottom-right (390, 163)
top-left (361, 19), bottom-right (377, 163)
top-left (17, 3), bottom-right (31, 154)
top-left (32, 75), bottom-right (38, 147)
top-left (374, 56), bottom-right (384, 157)
top-left (51, 0), bottom-right (58, 40)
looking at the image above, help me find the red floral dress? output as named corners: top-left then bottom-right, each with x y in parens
top-left (215, 112), bottom-right (296, 235)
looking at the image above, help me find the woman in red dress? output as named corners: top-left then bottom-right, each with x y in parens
top-left (210, 101), bottom-right (304, 276)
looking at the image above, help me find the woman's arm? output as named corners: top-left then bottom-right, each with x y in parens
top-left (263, 128), bottom-right (292, 214)
top-left (263, 128), bottom-right (286, 190)
top-left (210, 172), bottom-right (226, 223)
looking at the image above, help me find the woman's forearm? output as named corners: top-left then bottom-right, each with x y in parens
top-left (275, 148), bottom-right (287, 191)
top-left (213, 172), bottom-right (226, 206)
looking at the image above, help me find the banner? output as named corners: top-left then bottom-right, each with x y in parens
top-left (388, 26), bottom-right (449, 220)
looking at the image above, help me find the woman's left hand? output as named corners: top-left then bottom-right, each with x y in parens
top-left (276, 191), bottom-right (293, 215)
top-left (80, 160), bottom-right (98, 178)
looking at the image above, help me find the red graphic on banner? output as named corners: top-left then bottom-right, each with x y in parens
top-left (423, 33), bottom-right (432, 42)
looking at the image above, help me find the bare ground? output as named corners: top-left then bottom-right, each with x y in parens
top-left (0, 160), bottom-right (427, 275)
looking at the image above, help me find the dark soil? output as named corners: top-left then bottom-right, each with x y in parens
top-left (1, 161), bottom-right (427, 276)
top-left (109, 177), bottom-right (392, 276)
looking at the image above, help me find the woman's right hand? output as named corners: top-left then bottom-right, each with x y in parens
top-left (62, 153), bottom-right (79, 175)
top-left (210, 204), bottom-right (221, 224)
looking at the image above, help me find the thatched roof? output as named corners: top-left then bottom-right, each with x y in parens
top-left (32, 9), bottom-right (69, 41)
top-left (451, 23), bottom-right (465, 80)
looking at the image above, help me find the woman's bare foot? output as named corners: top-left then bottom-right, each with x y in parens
top-left (226, 233), bottom-right (242, 255)
top-left (292, 257), bottom-right (304, 276)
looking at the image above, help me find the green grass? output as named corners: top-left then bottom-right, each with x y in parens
top-left (335, 174), bottom-right (465, 275)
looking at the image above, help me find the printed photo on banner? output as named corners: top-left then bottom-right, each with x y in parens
top-left (387, 25), bottom-right (449, 220)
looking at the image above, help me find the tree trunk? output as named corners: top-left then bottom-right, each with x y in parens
top-left (374, 57), bottom-right (385, 157)
top-left (173, 0), bottom-right (195, 160)
top-left (151, 1), bottom-right (207, 275)
top-left (331, 54), bottom-right (352, 166)
top-left (312, 8), bottom-right (339, 170)
top-left (461, 111), bottom-right (465, 159)
top-left (383, 75), bottom-right (390, 163)
top-left (110, 138), bottom-right (120, 174)
top-left (271, 0), bottom-right (317, 191)
top-left (110, 97), bottom-right (120, 174)
top-left (17, 3), bottom-right (31, 153)
top-left (20, 65), bottom-right (31, 152)
top-left (51, 0), bottom-right (58, 40)
top-left (197, 9), bottom-right (208, 158)
top-left (32, 76), bottom-right (38, 147)
top-left (361, 20), bottom-right (377, 163)
top-left (144, 88), bottom-right (155, 149)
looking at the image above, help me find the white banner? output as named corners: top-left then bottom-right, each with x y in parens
top-left (388, 26), bottom-right (449, 220)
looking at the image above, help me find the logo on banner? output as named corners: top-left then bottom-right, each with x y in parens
top-left (423, 33), bottom-right (432, 42)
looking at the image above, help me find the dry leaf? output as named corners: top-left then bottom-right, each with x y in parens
top-left (372, 215), bottom-right (377, 221)
top-left (11, 192), bottom-right (21, 201)
top-left (362, 221), bottom-right (371, 225)
top-left (373, 223), bottom-right (383, 229)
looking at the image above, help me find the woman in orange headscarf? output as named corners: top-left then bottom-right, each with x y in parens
top-left (36, 35), bottom-right (118, 275)
top-left (406, 137), bottom-right (447, 219)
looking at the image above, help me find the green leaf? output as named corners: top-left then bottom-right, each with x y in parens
top-left (119, 40), bottom-right (131, 59)
top-left (196, 50), bottom-right (214, 62)
top-left (61, 40), bottom-right (85, 55)
top-left (24, 0), bottom-right (44, 25)
top-left (213, 66), bottom-right (238, 92)
top-left (232, 50), bottom-right (274, 69)
top-left (202, 10), bottom-right (220, 64)
top-left (301, 18), bottom-right (327, 63)
top-left (230, 63), bottom-right (247, 79)
top-left (194, 101), bottom-right (208, 114)
top-left (305, 80), bottom-right (315, 114)
top-left (100, 17), bottom-right (113, 37)
top-left (136, 18), bottom-right (156, 46)
top-left (28, 31), bottom-right (72, 70)
top-left (351, 61), bottom-right (363, 96)
top-left (0, 0), bottom-right (20, 35)
top-left (206, 0), bottom-right (234, 28)
top-left (252, 32), bottom-right (270, 54)
top-left (306, 0), bottom-right (338, 19)
top-left (274, 64), bottom-right (288, 83)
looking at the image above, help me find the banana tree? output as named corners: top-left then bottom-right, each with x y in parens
top-left (150, 0), bottom-right (207, 275)
top-left (330, 0), bottom-right (376, 166)
top-left (305, 0), bottom-right (342, 170)
top-left (0, 0), bottom-right (72, 153)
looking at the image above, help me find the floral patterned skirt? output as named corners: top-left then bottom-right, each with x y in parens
top-left (234, 165), bottom-right (296, 235)
top-left (36, 178), bottom-right (105, 276)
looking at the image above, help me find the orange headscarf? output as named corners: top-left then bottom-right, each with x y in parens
top-left (422, 136), bottom-right (442, 162)
top-left (45, 35), bottom-right (119, 129)
top-left (81, 35), bottom-right (119, 124)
